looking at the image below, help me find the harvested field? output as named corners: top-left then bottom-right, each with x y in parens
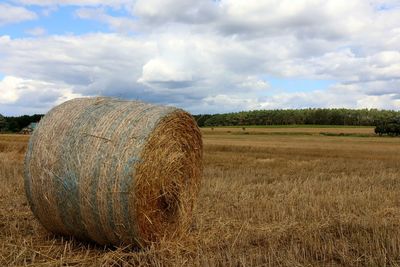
top-left (1, 127), bottom-right (400, 266)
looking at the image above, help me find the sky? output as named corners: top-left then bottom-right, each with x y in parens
top-left (0, 0), bottom-right (399, 115)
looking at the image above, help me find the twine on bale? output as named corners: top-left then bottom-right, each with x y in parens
top-left (24, 97), bottom-right (202, 247)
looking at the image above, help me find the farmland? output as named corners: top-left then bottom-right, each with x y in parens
top-left (1, 127), bottom-right (400, 266)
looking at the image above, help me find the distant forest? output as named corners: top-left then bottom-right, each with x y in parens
top-left (193, 108), bottom-right (400, 127)
top-left (0, 114), bottom-right (43, 133)
top-left (1, 108), bottom-right (400, 133)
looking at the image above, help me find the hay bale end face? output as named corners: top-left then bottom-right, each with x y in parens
top-left (24, 97), bottom-right (203, 246)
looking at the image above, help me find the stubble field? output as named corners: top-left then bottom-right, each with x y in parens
top-left (1, 126), bottom-right (400, 266)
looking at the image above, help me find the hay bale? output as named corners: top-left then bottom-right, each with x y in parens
top-left (24, 97), bottom-right (202, 246)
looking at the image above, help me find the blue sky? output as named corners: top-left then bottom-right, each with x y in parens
top-left (0, 0), bottom-right (399, 115)
top-left (0, 5), bottom-right (109, 37)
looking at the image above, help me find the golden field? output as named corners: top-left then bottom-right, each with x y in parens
top-left (1, 127), bottom-right (400, 266)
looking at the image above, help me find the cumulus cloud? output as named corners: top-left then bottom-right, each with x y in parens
top-left (238, 76), bottom-right (270, 90)
top-left (133, 0), bottom-right (220, 25)
top-left (0, 3), bottom-right (37, 26)
top-left (0, 34), bottom-right (155, 87)
top-left (215, 1), bottom-right (370, 39)
top-left (0, 75), bottom-right (82, 115)
top-left (1, 0), bottom-right (400, 114)
top-left (138, 58), bottom-right (193, 86)
top-left (0, 76), bottom-right (20, 104)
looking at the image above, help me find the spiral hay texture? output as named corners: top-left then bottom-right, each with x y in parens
top-left (24, 97), bottom-right (202, 247)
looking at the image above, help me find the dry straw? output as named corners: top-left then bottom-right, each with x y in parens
top-left (24, 97), bottom-right (203, 247)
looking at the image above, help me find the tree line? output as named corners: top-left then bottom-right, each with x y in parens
top-left (193, 108), bottom-right (400, 127)
top-left (1, 108), bottom-right (400, 135)
top-left (0, 114), bottom-right (43, 133)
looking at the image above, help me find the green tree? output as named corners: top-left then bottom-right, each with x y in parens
top-left (375, 117), bottom-right (400, 136)
top-left (3, 114), bottom-right (43, 132)
top-left (0, 114), bottom-right (6, 131)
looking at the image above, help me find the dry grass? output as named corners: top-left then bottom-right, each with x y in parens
top-left (202, 126), bottom-right (374, 134)
top-left (1, 128), bottom-right (400, 266)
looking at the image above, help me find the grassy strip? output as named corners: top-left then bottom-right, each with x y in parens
top-left (202, 131), bottom-right (398, 138)
top-left (319, 132), bottom-right (374, 138)
top-left (202, 125), bottom-right (374, 129)
top-left (203, 131), bottom-right (314, 136)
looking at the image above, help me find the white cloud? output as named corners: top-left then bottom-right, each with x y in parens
top-left (201, 86), bottom-right (400, 114)
top-left (0, 75), bottom-right (82, 115)
top-left (202, 94), bottom-right (261, 113)
top-left (133, 0), bottom-right (219, 25)
top-left (0, 3), bottom-right (37, 26)
top-left (1, 0), bottom-right (400, 114)
top-left (238, 76), bottom-right (270, 90)
top-left (138, 58), bottom-right (193, 84)
top-left (0, 76), bottom-right (20, 104)
top-left (0, 34), bottom-right (156, 87)
top-left (357, 94), bottom-right (400, 109)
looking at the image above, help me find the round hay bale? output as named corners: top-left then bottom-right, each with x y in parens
top-left (24, 97), bottom-right (202, 247)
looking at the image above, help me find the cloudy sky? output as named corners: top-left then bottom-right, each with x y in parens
top-left (0, 0), bottom-right (399, 115)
